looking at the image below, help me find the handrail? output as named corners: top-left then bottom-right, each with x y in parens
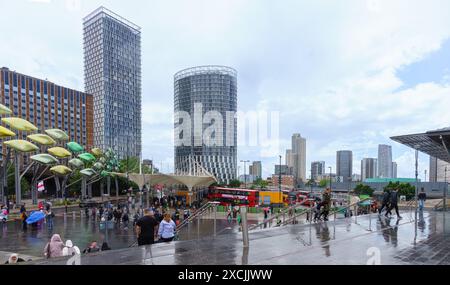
top-left (176, 202), bottom-right (219, 232)
top-left (434, 199), bottom-right (444, 211)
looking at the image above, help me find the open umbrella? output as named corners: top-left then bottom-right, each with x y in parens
top-left (26, 211), bottom-right (45, 224)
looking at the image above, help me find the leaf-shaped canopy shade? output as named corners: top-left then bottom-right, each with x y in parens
top-left (93, 162), bottom-right (104, 170)
top-left (0, 126), bottom-right (15, 139)
top-left (27, 134), bottom-right (56, 146)
top-left (100, 170), bottom-right (110, 177)
top-left (45, 129), bottom-right (69, 141)
top-left (91, 148), bottom-right (103, 157)
top-left (78, 152), bottom-right (96, 163)
top-left (30, 154), bottom-right (59, 165)
top-left (48, 147), bottom-right (72, 158)
top-left (67, 142), bottom-right (84, 153)
top-left (50, 165), bottom-right (72, 176)
top-left (68, 158), bottom-right (84, 169)
top-left (1, 117), bottom-right (38, 132)
top-left (80, 168), bottom-right (96, 177)
top-left (0, 104), bottom-right (12, 115)
top-left (3, 140), bottom-right (39, 153)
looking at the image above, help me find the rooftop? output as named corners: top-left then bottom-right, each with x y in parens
top-left (83, 6), bottom-right (141, 32)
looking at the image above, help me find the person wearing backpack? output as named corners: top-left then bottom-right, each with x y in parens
top-left (62, 240), bottom-right (80, 256)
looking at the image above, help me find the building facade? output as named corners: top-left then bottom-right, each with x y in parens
top-left (271, 174), bottom-right (295, 189)
top-left (429, 156), bottom-right (450, 182)
top-left (83, 7), bottom-right (142, 159)
top-left (275, 164), bottom-right (291, 176)
top-left (250, 161), bottom-right (262, 179)
top-left (289, 133), bottom-right (306, 183)
top-left (0, 67), bottom-right (94, 166)
top-left (378, 144), bottom-right (393, 178)
top-left (337, 150), bottom-right (353, 182)
top-left (361, 158), bottom-right (377, 181)
top-left (174, 66), bottom-right (237, 184)
top-left (311, 161), bottom-right (325, 180)
top-left (392, 162), bottom-right (398, 179)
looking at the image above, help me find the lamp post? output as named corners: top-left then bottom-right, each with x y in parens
top-left (240, 160), bottom-right (250, 188)
top-left (445, 166), bottom-right (448, 212)
top-left (279, 155), bottom-right (282, 208)
top-left (328, 167), bottom-right (332, 190)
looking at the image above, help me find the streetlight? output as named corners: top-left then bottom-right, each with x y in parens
top-left (445, 166), bottom-right (448, 212)
top-left (240, 160), bottom-right (250, 188)
top-left (279, 155), bottom-right (282, 208)
top-left (328, 167), bottom-right (332, 190)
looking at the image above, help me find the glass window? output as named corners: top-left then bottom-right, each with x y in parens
top-left (3, 71), bottom-right (9, 84)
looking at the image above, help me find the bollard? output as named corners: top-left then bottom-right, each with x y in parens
top-left (240, 206), bottom-right (249, 248)
top-left (73, 211), bottom-right (76, 220)
top-left (368, 205), bottom-right (372, 231)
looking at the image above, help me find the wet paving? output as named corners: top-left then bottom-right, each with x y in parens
top-left (24, 210), bottom-right (450, 265)
top-left (0, 212), bottom-right (258, 260)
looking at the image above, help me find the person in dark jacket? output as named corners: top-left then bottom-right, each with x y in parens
top-left (387, 188), bottom-right (402, 219)
top-left (321, 188), bottom-right (332, 221)
top-left (418, 188), bottom-right (427, 211)
top-left (378, 190), bottom-right (392, 215)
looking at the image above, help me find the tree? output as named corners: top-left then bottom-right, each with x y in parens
top-left (119, 157), bottom-right (154, 174)
top-left (6, 167), bottom-right (30, 197)
top-left (253, 178), bottom-right (268, 189)
top-left (354, 184), bottom-right (375, 196)
top-left (384, 182), bottom-right (416, 200)
top-left (228, 179), bottom-right (241, 188)
top-left (319, 179), bottom-right (328, 188)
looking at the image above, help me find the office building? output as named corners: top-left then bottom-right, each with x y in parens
top-left (392, 162), bottom-right (397, 179)
top-left (288, 133), bottom-right (306, 183)
top-left (430, 156), bottom-right (450, 182)
top-left (337, 150), bottom-right (353, 182)
top-left (250, 161), bottom-right (262, 180)
top-left (174, 66), bottom-right (237, 184)
top-left (0, 67), bottom-right (94, 166)
top-left (378, 144), bottom-right (393, 178)
top-left (83, 7), bottom-right (142, 159)
top-left (311, 161), bottom-right (325, 180)
top-left (361, 158), bottom-right (377, 181)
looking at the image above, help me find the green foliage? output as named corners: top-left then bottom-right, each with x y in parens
top-left (353, 183), bottom-right (375, 196)
top-left (253, 178), bottom-right (268, 189)
top-left (119, 157), bottom-right (154, 174)
top-left (6, 166), bottom-right (30, 196)
top-left (383, 182), bottom-right (416, 200)
top-left (228, 179), bottom-right (241, 188)
top-left (319, 179), bottom-right (328, 188)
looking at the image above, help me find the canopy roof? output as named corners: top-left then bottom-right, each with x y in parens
top-left (391, 127), bottom-right (450, 163)
top-left (113, 172), bottom-right (217, 191)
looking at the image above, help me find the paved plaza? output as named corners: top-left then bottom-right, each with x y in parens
top-left (19, 210), bottom-right (449, 265)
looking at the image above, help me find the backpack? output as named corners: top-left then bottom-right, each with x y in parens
top-left (66, 246), bottom-right (76, 256)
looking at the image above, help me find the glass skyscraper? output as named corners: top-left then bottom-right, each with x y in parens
top-left (83, 7), bottom-right (141, 159)
top-left (174, 66), bottom-right (237, 184)
top-left (336, 150), bottom-right (353, 182)
top-left (378, 144), bottom-right (393, 178)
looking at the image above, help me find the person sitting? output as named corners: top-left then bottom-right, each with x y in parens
top-left (4, 254), bottom-right (25, 264)
top-left (101, 242), bottom-right (111, 251)
top-left (82, 241), bottom-right (100, 254)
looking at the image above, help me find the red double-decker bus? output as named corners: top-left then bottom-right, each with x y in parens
top-left (207, 187), bottom-right (259, 207)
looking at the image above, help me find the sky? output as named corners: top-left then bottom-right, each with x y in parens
top-left (1, 0), bottom-right (450, 179)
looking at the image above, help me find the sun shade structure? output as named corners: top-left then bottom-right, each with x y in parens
top-left (48, 147), bottom-right (72, 158)
top-left (0, 104), bottom-right (12, 115)
top-left (3, 140), bottom-right (39, 153)
top-left (391, 127), bottom-right (450, 163)
top-left (67, 142), bottom-right (84, 153)
top-left (91, 148), bottom-right (103, 157)
top-left (27, 134), bottom-right (56, 146)
top-left (80, 168), bottom-right (96, 177)
top-left (68, 158), bottom-right (84, 169)
top-left (50, 165), bottom-right (73, 176)
top-left (1, 117), bottom-right (38, 132)
top-left (45, 129), bottom-right (69, 141)
top-left (30, 154), bottom-right (59, 165)
top-left (78, 152), bottom-right (96, 163)
top-left (112, 172), bottom-right (217, 192)
top-left (0, 126), bottom-right (15, 138)
top-left (93, 162), bottom-right (104, 170)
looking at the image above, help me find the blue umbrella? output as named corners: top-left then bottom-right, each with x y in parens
top-left (26, 211), bottom-right (45, 224)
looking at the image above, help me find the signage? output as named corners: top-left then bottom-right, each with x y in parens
top-left (37, 181), bottom-right (45, 192)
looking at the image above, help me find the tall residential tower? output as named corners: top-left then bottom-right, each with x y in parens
top-left (378, 144), bottom-right (393, 178)
top-left (83, 7), bottom-right (142, 159)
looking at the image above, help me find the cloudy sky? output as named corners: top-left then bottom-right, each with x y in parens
top-left (1, 0), bottom-right (449, 179)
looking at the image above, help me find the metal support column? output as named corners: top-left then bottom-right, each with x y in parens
top-left (81, 177), bottom-right (87, 200)
top-left (213, 204), bottom-right (217, 237)
top-left (241, 206), bottom-right (249, 248)
top-left (14, 153), bottom-right (21, 205)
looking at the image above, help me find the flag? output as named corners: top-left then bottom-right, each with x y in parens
top-left (38, 181), bottom-right (45, 192)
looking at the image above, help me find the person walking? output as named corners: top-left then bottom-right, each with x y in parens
top-left (20, 210), bottom-right (28, 230)
top-left (322, 188), bottom-right (332, 221)
top-left (62, 240), bottom-right (80, 256)
top-left (44, 234), bottom-right (64, 259)
top-left (135, 209), bottom-right (158, 246)
top-left (45, 208), bottom-right (55, 230)
top-left (378, 189), bottom-right (392, 215)
top-left (418, 188), bottom-right (427, 211)
top-left (387, 188), bottom-right (402, 219)
top-left (158, 213), bottom-right (176, 242)
top-left (122, 211), bottom-right (129, 228)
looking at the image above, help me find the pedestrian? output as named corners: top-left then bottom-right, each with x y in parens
top-left (20, 210), bottom-right (28, 230)
top-left (122, 211), bottom-right (129, 228)
top-left (227, 209), bottom-right (233, 224)
top-left (99, 206), bottom-right (104, 218)
top-left (46, 208), bottom-right (55, 229)
top-left (101, 242), bottom-right (111, 251)
top-left (321, 188), bottom-right (332, 221)
top-left (62, 240), bottom-right (80, 256)
top-left (20, 203), bottom-right (26, 214)
top-left (378, 189), bottom-right (392, 215)
top-left (157, 213), bottom-right (176, 242)
top-left (4, 253), bottom-right (25, 264)
top-left (82, 241), bottom-right (100, 254)
top-left (387, 188), bottom-right (402, 219)
top-left (135, 209), bottom-right (158, 246)
top-left (44, 234), bottom-right (64, 259)
top-left (418, 188), bottom-right (427, 211)
top-left (92, 207), bottom-right (97, 221)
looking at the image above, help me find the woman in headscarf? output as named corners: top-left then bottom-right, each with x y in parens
top-left (62, 240), bottom-right (81, 256)
top-left (4, 253), bottom-right (25, 264)
top-left (44, 234), bottom-right (64, 259)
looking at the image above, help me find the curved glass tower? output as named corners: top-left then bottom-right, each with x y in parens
top-left (174, 66), bottom-right (237, 184)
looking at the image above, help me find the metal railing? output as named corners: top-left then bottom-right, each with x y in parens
top-left (175, 202), bottom-right (220, 233)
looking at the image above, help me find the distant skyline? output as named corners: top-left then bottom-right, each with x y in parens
top-left (1, 0), bottom-right (450, 179)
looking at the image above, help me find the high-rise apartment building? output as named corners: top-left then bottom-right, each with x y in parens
top-left (289, 133), bottom-right (306, 183)
top-left (337, 150), bottom-right (353, 182)
top-left (378, 144), bottom-right (393, 178)
top-left (250, 161), bottom-right (262, 179)
top-left (83, 7), bottom-right (142, 159)
top-left (311, 161), bottom-right (325, 180)
top-left (392, 162), bottom-right (398, 178)
top-left (174, 66), bottom-right (237, 184)
top-left (361, 158), bottom-right (377, 181)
